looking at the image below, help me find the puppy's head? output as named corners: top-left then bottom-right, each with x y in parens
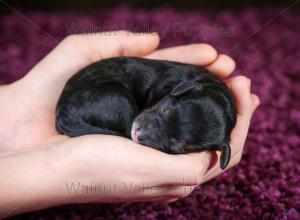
top-left (131, 81), bottom-right (234, 169)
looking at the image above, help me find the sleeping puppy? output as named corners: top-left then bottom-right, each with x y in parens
top-left (56, 57), bottom-right (237, 169)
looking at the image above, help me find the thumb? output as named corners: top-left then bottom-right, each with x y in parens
top-left (21, 31), bottom-right (160, 107)
top-left (150, 151), bottom-right (212, 186)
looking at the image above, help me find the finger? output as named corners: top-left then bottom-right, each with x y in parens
top-left (251, 93), bottom-right (260, 112)
top-left (206, 54), bottom-right (236, 78)
top-left (202, 143), bottom-right (246, 183)
top-left (225, 78), bottom-right (260, 115)
top-left (230, 76), bottom-right (253, 117)
top-left (34, 31), bottom-right (160, 78)
top-left (112, 184), bottom-right (196, 203)
top-left (23, 31), bottom-right (160, 105)
top-left (76, 135), bottom-right (210, 189)
top-left (201, 151), bottom-right (222, 183)
top-left (222, 76), bottom-right (252, 163)
top-left (149, 151), bottom-right (212, 186)
top-left (165, 198), bottom-right (179, 203)
top-left (230, 76), bottom-right (254, 150)
top-left (213, 75), bottom-right (253, 158)
top-left (201, 148), bottom-right (242, 183)
top-left (201, 76), bottom-right (254, 181)
top-left (124, 196), bottom-right (177, 203)
top-left (101, 194), bottom-right (177, 203)
top-left (137, 185), bottom-right (196, 199)
top-left (145, 43), bottom-right (218, 67)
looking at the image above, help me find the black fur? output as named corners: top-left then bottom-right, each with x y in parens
top-left (56, 57), bottom-right (237, 169)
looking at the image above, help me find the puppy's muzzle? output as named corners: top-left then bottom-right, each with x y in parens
top-left (131, 110), bottom-right (160, 145)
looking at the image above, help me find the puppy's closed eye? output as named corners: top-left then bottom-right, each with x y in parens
top-left (161, 106), bottom-right (172, 115)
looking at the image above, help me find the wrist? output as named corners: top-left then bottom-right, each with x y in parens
top-left (0, 145), bottom-right (72, 216)
top-left (0, 80), bottom-right (31, 150)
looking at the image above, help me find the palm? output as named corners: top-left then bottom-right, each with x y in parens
top-left (1, 84), bottom-right (60, 149)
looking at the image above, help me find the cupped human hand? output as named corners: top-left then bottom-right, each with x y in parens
top-left (55, 76), bottom-right (259, 204)
top-left (0, 31), bottom-right (259, 214)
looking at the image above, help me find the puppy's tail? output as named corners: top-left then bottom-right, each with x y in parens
top-left (220, 143), bottom-right (231, 170)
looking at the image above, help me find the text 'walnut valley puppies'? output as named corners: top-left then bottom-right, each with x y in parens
top-left (56, 57), bottom-right (237, 169)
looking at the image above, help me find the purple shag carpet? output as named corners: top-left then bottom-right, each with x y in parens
top-left (1, 6), bottom-right (300, 220)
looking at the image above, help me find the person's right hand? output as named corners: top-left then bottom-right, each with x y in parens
top-left (53, 76), bottom-right (259, 205)
top-left (1, 75), bottom-right (259, 216)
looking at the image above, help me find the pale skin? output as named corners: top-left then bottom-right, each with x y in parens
top-left (0, 31), bottom-right (259, 217)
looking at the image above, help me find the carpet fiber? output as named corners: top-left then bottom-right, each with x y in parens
top-left (1, 6), bottom-right (300, 220)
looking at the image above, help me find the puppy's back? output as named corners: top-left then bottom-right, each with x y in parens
top-left (56, 57), bottom-right (236, 145)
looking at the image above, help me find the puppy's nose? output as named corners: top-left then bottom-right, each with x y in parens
top-left (131, 126), bottom-right (145, 143)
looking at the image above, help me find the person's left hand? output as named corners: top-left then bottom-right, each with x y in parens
top-left (0, 31), bottom-right (236, 151)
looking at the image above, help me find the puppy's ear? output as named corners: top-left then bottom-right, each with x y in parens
top-left (171, 81), bottom-right (202, 96)
top-left (220, 143), bottom-right (231, 170)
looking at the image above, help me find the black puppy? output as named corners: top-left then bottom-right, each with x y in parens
top-left (56, 57), bottom-right (237, 169)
